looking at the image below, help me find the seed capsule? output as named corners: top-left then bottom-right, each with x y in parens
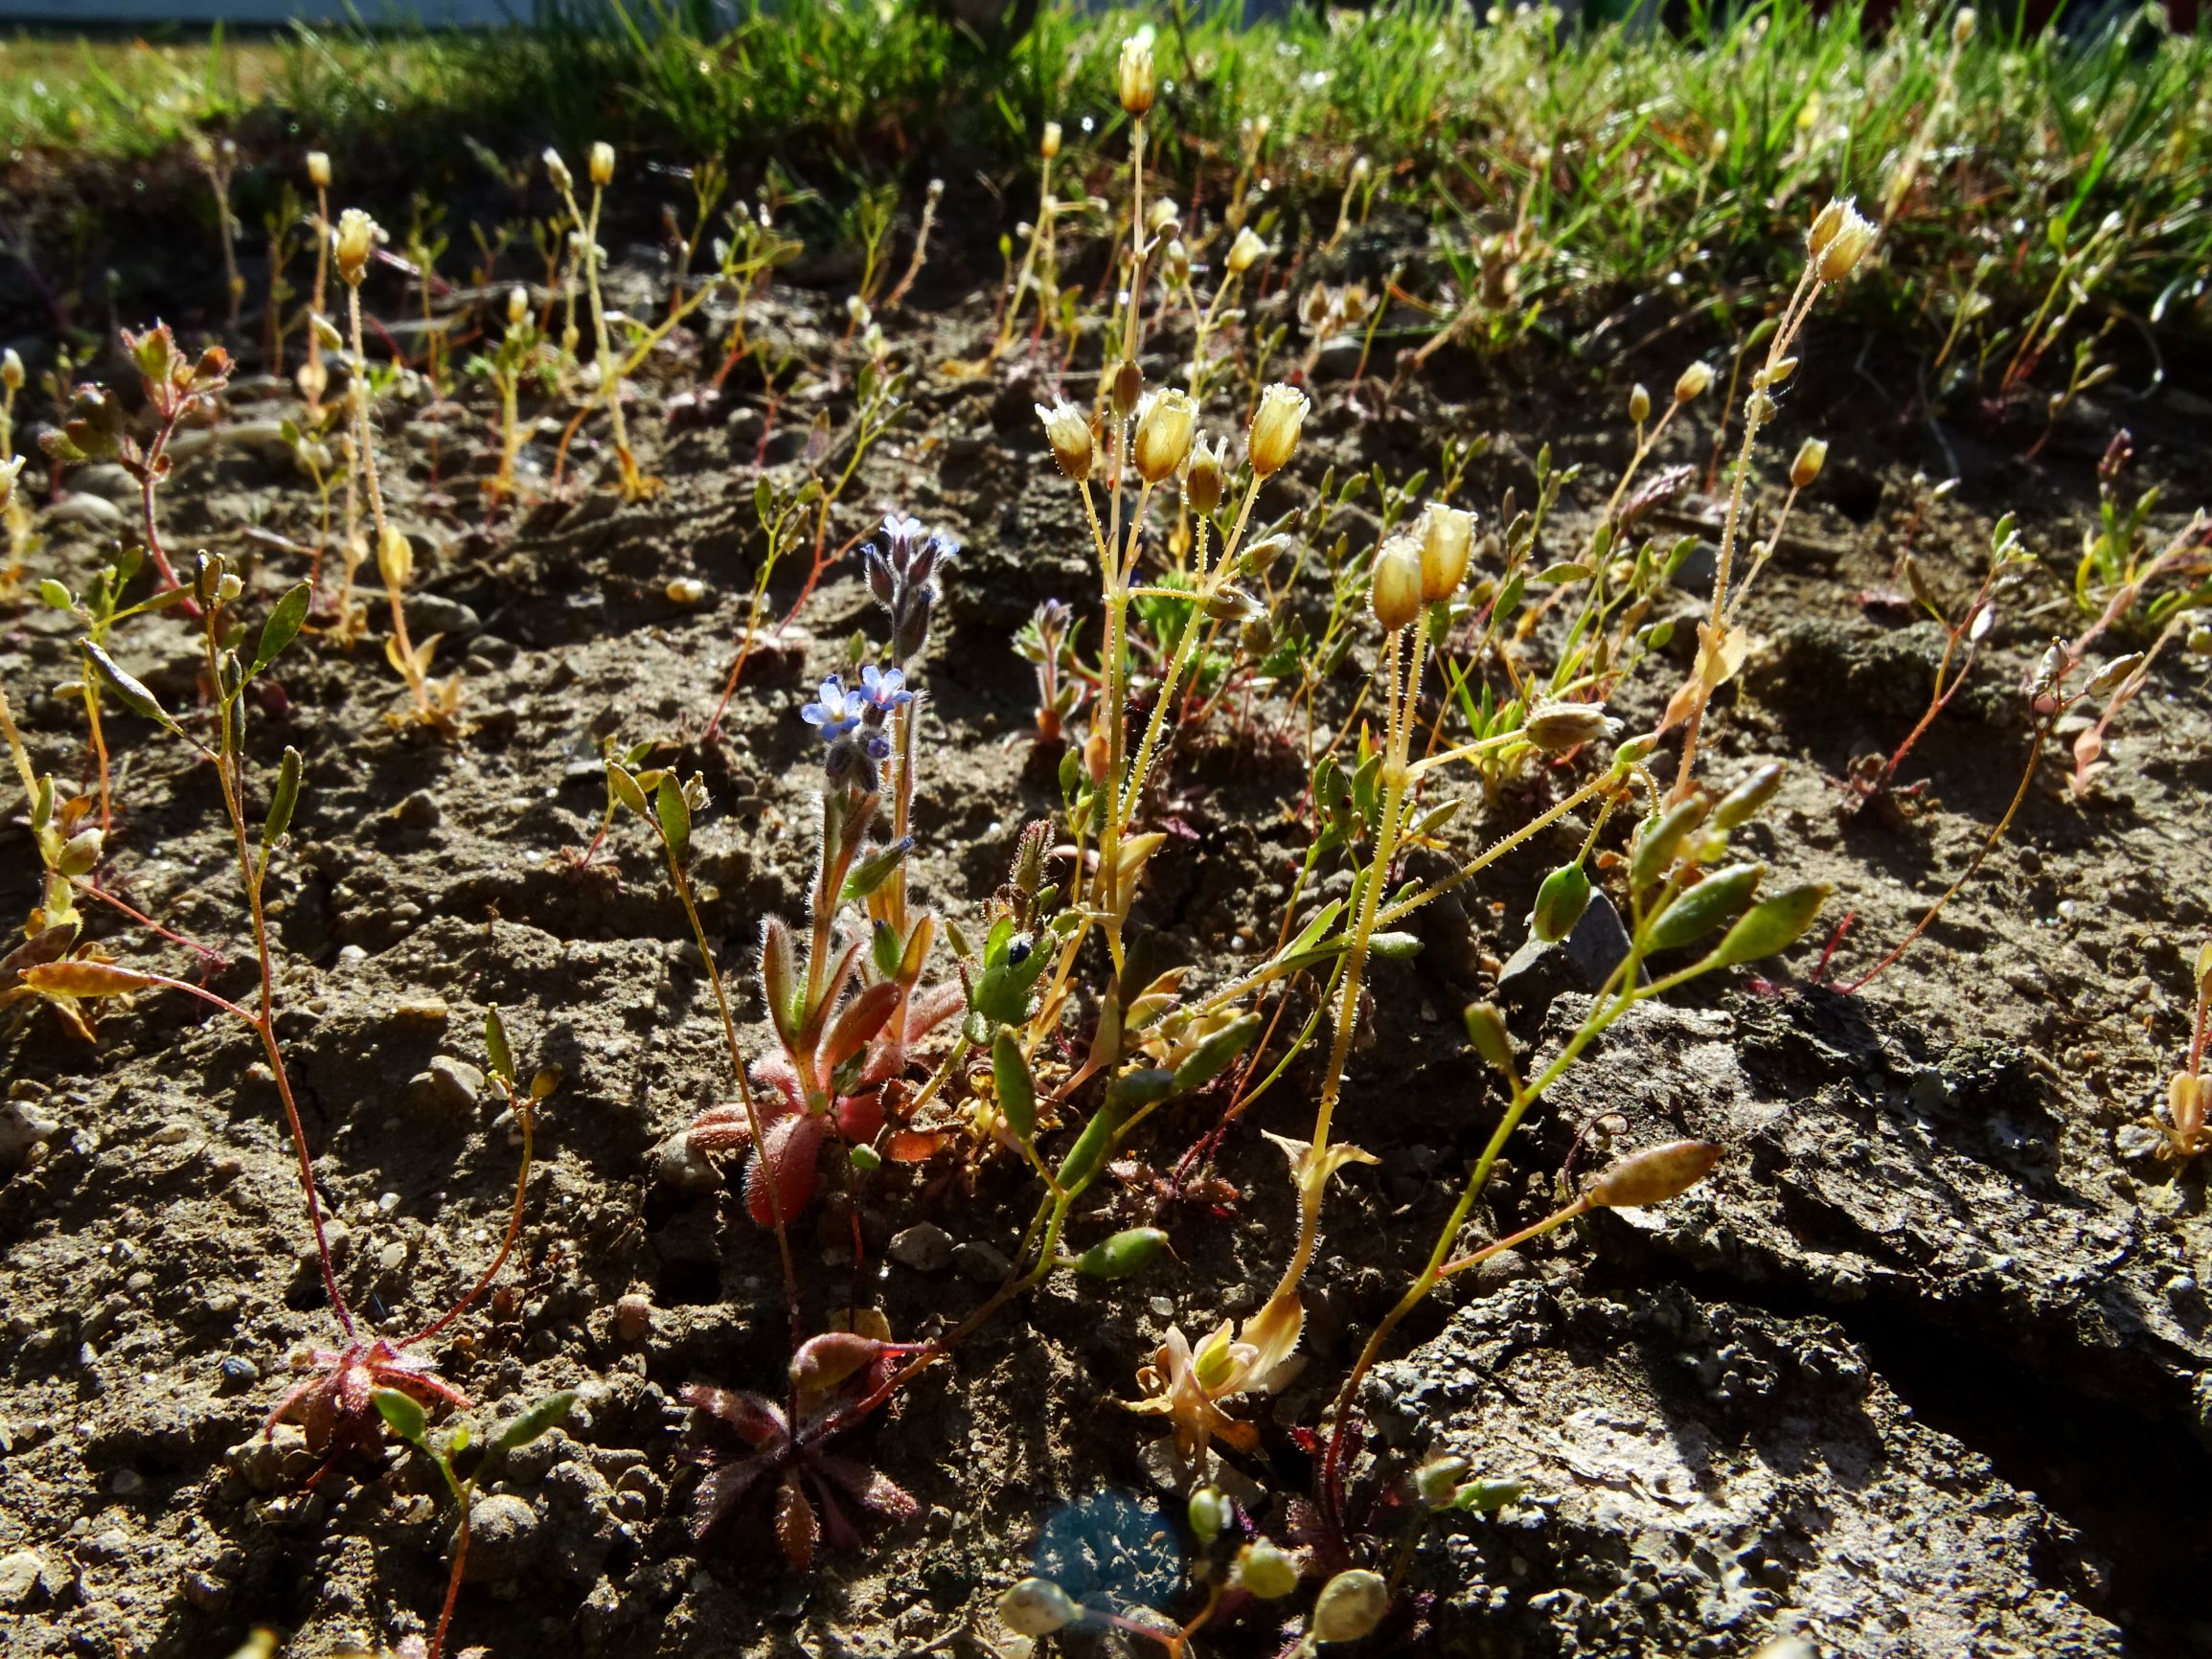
top-left (1418, 503), bottom-right (1476, 602)
top-left (1231, 1538), bottom-right (1299, 1600)
top-left (1133, 391), bottom-right (1197, 485)
top-left (1531, 861), bottom-right (1593, 943)
top-left (999, 1578), bottom-right (1081, 1636)
top-left (589, 142), bottom-right (615, 188)
top-left (1674, 361), bottom-right (1714, 401)
top-left (1645, 861), bottom-right (1766, 953)
top-left (1035, 399), bottom-right (1094, 482)
top-left (1040, 120), bottom-right (1062, 160)
top-left (1227, 226), bottom-right (1268, 274)
top-left (1710, 881), bottom-right (1833, 966)
top-left (1711, 761), bottom-right (1784, 830)
top-left (1790, 438), bottom-right (1828, 489)
top-left (1188, 1485), bottom-right (1233, 1544)
top-left (1523, 701), bottom-right (1619, 755)
top-left (1111, 357), bottom-right (1144, 419)
top-left (1311, 1569), bottom-right (1389, 1643)
top-left (306, 150), bottom-right (331, 190)
top-left (1246, 383), bottom-right (1309, 477)
top-left (334, 209), bottom-right (383, 285)
top-left (1185, 436), bottom-right (1227, 514)
top-left (1629, 383), bottom-right (1652, 424)
top-left (1584, 1140), bottom-right (1722, 1208)
top-left (1370, 536), bottom-right (1423, 632)
top-left (1072, 1226), bottom-right (1170, 1280)
top-left (1813, 197), bottom-right (1878, 282)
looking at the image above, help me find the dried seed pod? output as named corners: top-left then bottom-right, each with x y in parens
top-left (1813, 196), bottom-right (1878, 281)
top-left (1311, 1569), bottom-right (1389, 1643)
top-left (1185, 436), bottom-right (1227, 514)
top-left (1111, 357), bottom-right (1145, 420)
top-left (1227, 226), bottom-right (1269, 274)
top-left (1629, 383), bottom-right (1652, 424)
top-left (1674, 361), bottom-right (1714, 401)
top-left (1790, 438), bottom-right (1828, 488)
top-left (1585, 1140), bottom-right (1722, 1208)
top-left (589, 142), bottom-right (615, 187)
top-left (1523, 701), bottom-right (1619, 755)
top-left (334, 209), bottom-right (383, 285)
top-left (1040, 120), bottom-right (1061, 159)
top-left (306, 150), bottom-right (331, 190)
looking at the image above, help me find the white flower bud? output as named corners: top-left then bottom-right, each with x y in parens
top-left (1133, 390), bottom-right (1197, 485)
top-left (589, 142), bottom-right (615, 188)
top-left (1371, 535), bottom-right (1423, 632)
top-left (543, 148), bottom-right (573, 193)
top-left (1674, 361), bottom-right (1714, 402)
top-left (1227, 226), bottom-right (1268, 275)
top-left (306, 150), bottom-right (331, 190)
top-left (1036, 399), bottom-right (1094, 482)
top-left (1118, 32), bottom-right (1156, 118)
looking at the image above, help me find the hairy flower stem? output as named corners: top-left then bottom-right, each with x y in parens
top-left (347, 282), bottom-right (431, 719)
top-left (555, 172), bottom-right (639, 494)
top-left (654, 824), bottom-right (799, 1332)
top-left (1266, 623), bottom-right (1424, 1309)
top-left (1671, 264), bottom-right (1826, 801)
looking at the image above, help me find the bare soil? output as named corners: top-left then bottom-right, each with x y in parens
top-left (3, 213), bottom-right (2209, 1659)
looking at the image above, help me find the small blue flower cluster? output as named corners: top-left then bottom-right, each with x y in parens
top-left (802, 664), bottom-right (913, 786)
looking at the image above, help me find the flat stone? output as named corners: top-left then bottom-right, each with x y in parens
top-left (462, 1492), bottom-right (541, 1581)
top-left (1496, 889), bottom-right (1641, 1020)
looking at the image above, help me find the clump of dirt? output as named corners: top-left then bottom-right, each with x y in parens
top-left (2, 205), bottom-right (2209, 1659)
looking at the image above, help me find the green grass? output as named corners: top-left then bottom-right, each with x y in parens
top-left (4, 1), bottom-right (2208, 343)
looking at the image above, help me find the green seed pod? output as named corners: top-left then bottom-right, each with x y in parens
top-left (1711, 762), bottom-right (1784, 831)
top-left (1311, 1568), bottom-right (1389, 1643)
top-left (1053, 1102), bottom-right (1128, 1193)
top-left (1231, 1538), bottom-right (1300, 1600)
top-left (1628, 794), bottom-right (1711, 894)
top-left (992, 1028), bottom-right (1038, 1141)
top-left (262, 746), bottom-right (303, 849)
top-left (1189, 1484), bottom-right (1233, 1544)
top-left (1645, 862), bottom-right (1766, 953)
top-left (1531, 861), bottom-right (1592, 943)
top-left (1073, 1226), bottom-right (1170, 1280)
top-left (1106, 1067), bottom-right (1178, 1106)
top-left (1450, 1476), bottom-right (1526, 1511)
top-left (1415, 1454), bottom-right (1470, 1508)
top-left (1174, 1012), bottom-right (1263, 1093)
top-left (847, 1143), bottom-right (882, 1173)
top-left (1710, 882), bottom-right (1832, 966)
top-left (1464, 1002), bottom-right (1515, 1077)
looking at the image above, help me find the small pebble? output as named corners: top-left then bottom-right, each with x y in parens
top-left (951, 1240), bottom-right (1012, 1284)
top-left (888, 1222), bottom-right (954, 1273)
top-left (614, 1293), bottom-right (654, 1344)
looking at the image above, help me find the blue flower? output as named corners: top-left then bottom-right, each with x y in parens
top-left (859, 664), bottom-right (914, 712)
top-left (801, 674), bottom-right (859, 739)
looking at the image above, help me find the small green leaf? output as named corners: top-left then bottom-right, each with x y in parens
top-left (251, 582), bottom-right (312, 674)
top-left (494, 1389), bottom-right (578, 1452)
top-left (373, 1387), bottom-right (429, 1448)
top-left (485, 1007), bottom-right (515, 1086)
top-left (654, 772), bottom-right (691, 861)
top-left (38, 579), bottom-right (73, 611)
top-left (1174, 1012), bottom-right (1263, 1093)
top-left (605, 761), bottom-right (650, 820)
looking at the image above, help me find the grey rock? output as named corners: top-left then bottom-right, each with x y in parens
top-left (1668, 539), bottom-right (1720, 596)
top-left (406, 592), bottom-right (483, 640)
top-left (462, 1493), bottom-right (542, 1581)
top-left (951, 1240), bottom-right (1013, 1284)
top-left (427, 1056), bottom-right (484, 1110)
top-left (395, 788), bottom-right (444, 831)
top-left (41, 492), bottom-right (125, 531)
top-left (0, 1550), bottom-right (48, 1608)
top-left (0, 1100), bottom-right (62, 1175)
top-left (1496, 889), bottom-right (1640, 1018)
top-left (888, 1222), bottom-right (954, 1273)
top-left (652, 1131), bottom-right (722, 1194)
